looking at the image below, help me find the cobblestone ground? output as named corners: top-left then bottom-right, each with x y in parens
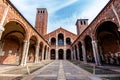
top-left (22, 60), bottom-right (102, 80)
top-left (0, 60), bottom-right (53, 80)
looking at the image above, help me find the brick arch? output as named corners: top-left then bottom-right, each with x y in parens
top-left (4, 19), bottom-right (29, 40)
top-left (96, 21), bottom-right (118, 39)
top-left (29, 35), bottom-right (39, 45)
top-left (84, 35), bottom-right (95, 63)
top-left (92, 19), bottom-right (119, 39)
top-left (94, 21), bottom-right (120, 65)
top-left (27, 35), bottom-right (38, 62)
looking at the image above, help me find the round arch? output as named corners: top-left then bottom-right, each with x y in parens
top-left (4, 19), bottom-right (28, 39)
top-left (58, 33), bottom-right (64, 46)
top-left (39, 41), bottom-right (44, 61)
top-left (78, 41), bottom-right (83, 61)
top-left (51, 37), bottom-right (56, 45)
top-left (95, 21), bottom-right (120, 65)
top-left (27, 36), bottom-right (38, 62)
top-left (50, 49), bottom-right (56, 60)
top-left (0, 21), bottom-right (27, 65)
top-left (66, 37), bottom-right (71, 45)
top-left (58, 49), bottom-right (64, 59)
top-left (66, 49), bottom-right (71, 60)
top-left (84, 36), bottom-right (95, 63)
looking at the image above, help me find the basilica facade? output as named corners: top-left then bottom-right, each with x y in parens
top-left (0, 0), bottom-right (120, 66)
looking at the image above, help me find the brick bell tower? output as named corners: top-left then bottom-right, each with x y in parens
top-left (35, 8), bottom-right (48, 36)
top-left (76, 19), bottom-right (88, 35)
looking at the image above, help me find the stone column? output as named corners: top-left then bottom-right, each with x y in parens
top-left (56, 49), bottom-right (58, 60)
top-left (73, 49), bottom-right (76, 60)
top-left (64, 32), bottom-right (66, 46)
top-left (81, 44), bottom-right (87, 63)
top-left (71, 49), bottom-right (73, 60)
top-left (24, 41), bottom-right (30, 65)
top-left (48, 49), bottom-right (50, 60)
top-left (92, 40), bottom-right (101, 65)
top-left (42, 46), bottom-right (45, 60)
top-left (0, 6), bottom-right (9, 39)
top-left (56, 32), bottom-right (58, 45)
top-left (35, 45), bottom-right (40, 63)
top-left (64, 49), bottom-right (66, 60)
top-left (45, 48), bottom-right (48, 60)
top-left (77, 45), bottom-right (80, 60)
top-left (20, 40), bottom-right (29, 66)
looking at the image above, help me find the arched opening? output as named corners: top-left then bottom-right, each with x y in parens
top-left (28, 36), bottom-right (37, 63)
top-left (58, 33), bottom-right (64, 46)
top-left (51, 37), bottom-right (56, 45)
top-left (75, 45), bottom-right (78, 60)
top-left (50, 49), bottom-right (56, 60)
top-left (66, 37), bottom-right (71, 45)
top-left (39, 42), bottom-right (43, 61)
top-left (78, 41), bottom-right (83, 61)
top-left (58, 49), bottom-right (64, 59)
top-left (0, 21), bottom-right (26, 65)
top-left (96, 21), bottom-right (120, 65)
top-left (44, 45), bottom-right (47, 60)
top-left (84, 36), bottom-right (95, 63)
top-left (66, 49), bottom-right (71, 60)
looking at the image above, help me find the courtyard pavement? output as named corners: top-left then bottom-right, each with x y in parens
top-left (22, 60), bottom-right (102, 80)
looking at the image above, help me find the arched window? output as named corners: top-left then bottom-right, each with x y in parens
top-left (58, 33), bottom-right (64, 46)
top-left (51, 37), bottom-right (56, 45)
top-left (66, 37), bottom-right (71, 45)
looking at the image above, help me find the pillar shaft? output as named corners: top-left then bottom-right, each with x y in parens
top-left (82, 45), bottom-right (87, 63)
top-left (35, 45), bottom-right (40, 63)
top-left (56, 49), bottom-right (58, 60)
top-left (92, 40), bottom-right (101, 65)
top-left (42, 47), bottom-right (45, 60)
top-left (73, 49), bottom-right (76, 60)
top-left (20, 41), bottom-right (29, 66)
top-left (77, 46), bottom-right (80, 60)
top-left (64, 49), bottom-right (66, 60)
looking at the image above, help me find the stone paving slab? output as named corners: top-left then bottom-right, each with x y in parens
top-left (22, 60), bottom-right (103, 80)
top-left (22, 60), bottom-right (59, 80)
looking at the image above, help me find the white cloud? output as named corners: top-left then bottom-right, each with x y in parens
top-left (48, 0), bottom-right (110, 34)
top-left (9, 0), bottom-right (110, 34)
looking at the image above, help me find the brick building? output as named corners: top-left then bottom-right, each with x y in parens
top-left (0, 0), bottom-right (120, 66)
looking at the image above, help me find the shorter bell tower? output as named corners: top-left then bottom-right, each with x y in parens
top-left (76, 19), bottom-right (88, 35)
top-left (35, 8), bottom-right (48, 36)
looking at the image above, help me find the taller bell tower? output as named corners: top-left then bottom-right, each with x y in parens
top-left (35, 8), bottom-right (48, 36)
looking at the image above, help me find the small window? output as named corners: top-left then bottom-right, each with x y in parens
top-left (41, 11), bottom-right (42, 13)
top-left (38, 11), bottom-right (40, 13)
top-left (84, 21), bottom-right (86, 25)
top-left (81, 21), bottom-right (83, 25)
top-left (43, 11), bottom-right (44, 13)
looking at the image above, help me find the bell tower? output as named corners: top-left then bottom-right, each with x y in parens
top-left (35, 8), bottom-right (48, 36)
top-left (76, 19), bottom-right (88, 35)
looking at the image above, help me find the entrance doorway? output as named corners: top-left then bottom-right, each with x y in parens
top-left (58, 49), bottom-right (64, 59)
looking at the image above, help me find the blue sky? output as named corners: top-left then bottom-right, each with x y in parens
top-left (10, 0), bottom-right (110, 34)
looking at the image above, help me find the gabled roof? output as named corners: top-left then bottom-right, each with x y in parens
top-left (46, 27), bottom-right (77, 36)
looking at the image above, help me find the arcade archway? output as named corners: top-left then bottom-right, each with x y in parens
top-left (84, 36), bottom-right (94, 63)
top-left (96, 21), bottom-right (120, 65)
top-left (0, 21), bottom-right (26, 65)
top-left (66, 49), bottom-right (71, 60)
top-left (50, 49), bottom-right (56, 60)
top-left (58, 49), bottom-right (64, 59)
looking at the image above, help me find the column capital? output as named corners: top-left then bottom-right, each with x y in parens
top-left (23, 40), bottom-right (28, 43)
top-left (0, 26), bottom-right (5, 31)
